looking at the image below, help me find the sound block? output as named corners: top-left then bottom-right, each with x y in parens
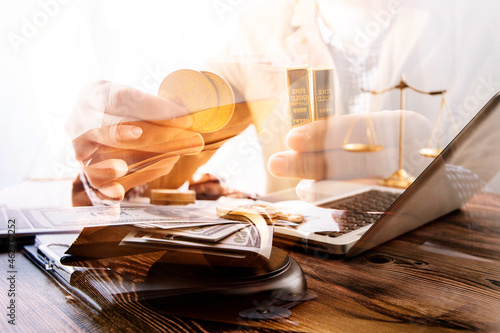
top-left (143, 246), bottom-right (308, 321)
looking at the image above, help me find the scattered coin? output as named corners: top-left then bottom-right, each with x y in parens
top-left (216, 205), bottom-right (276, 224)
top-left (247, 204), bottom-right (304, 223)
top-left (216, 204), bottom-right (303, 224)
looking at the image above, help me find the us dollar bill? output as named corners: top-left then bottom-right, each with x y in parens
top-left (122, 224), bottom-right (273, 258)
top-left (144, 223), bottom-right (247, 242)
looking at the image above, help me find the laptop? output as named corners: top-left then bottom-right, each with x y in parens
top-left (272, 91), bottom-right (500, 257)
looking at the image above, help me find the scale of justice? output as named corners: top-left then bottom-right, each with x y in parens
top-left (342, 74), bottom-right (458, 188)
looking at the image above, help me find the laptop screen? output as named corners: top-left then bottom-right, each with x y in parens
top-left (347, 92), bottom-right (500, 257)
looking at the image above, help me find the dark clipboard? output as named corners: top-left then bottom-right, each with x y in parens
top-left (23, 234), bottom-right (312, 322)
top-left (23, 234), bottom-right (102, 313)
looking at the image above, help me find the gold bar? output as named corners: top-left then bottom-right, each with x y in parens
top-left (286, 67), bottom-right (312, 128)
top-left (312, 68), bottom-right (335, 120)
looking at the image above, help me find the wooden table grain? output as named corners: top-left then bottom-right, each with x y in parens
top-left (1, 192), bottom-right (500, 332)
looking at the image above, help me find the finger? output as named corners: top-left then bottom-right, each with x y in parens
top-left (89, 149), bottom-right (162, 167)
top-left (103, 82), bottom-right (191, 122)
top-left (286, 120), bottom-right (331, 152)
top-left (285, 113), bottom-right (381, 152)
top-left (268, 147), bottom-right (399, 180)
top-left (117, 156), bottom-right (181, 192)
top-left (116, 122), bottom-right (204, 154)
top-left (74, 123), bottom-right (204, 164)
top-left (268, 150), bottom-right (327, 180)
top-left (145, 114), bottom-right (194, 129)
top-left (84, 159), bottom-right (128, 189)
top-left (72, 124), bottom-right (143, 163)
top-left (101, 113), bottom-right (195, 131)
top-left (92, 157), bottom-right (181, 199)
top-left (67, 80), bottom-right (194, 142)
top-left (285, 110), bottom-right (429, 152)
top-left (88, 131), bottom-right (204, 169)
top-left (94, 182), bottom-right (126, 202)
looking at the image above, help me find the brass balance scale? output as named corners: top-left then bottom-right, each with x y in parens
top-left (342, 74), bottom-right (457, 188)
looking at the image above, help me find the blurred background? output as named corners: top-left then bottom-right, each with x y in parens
top-left (1, 0), bottom-right (499, 208)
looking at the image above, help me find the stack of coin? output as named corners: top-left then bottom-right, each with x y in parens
top-left (158, 69), bottom-right (235, 133)
top-left (150, 189), bottom-right (196, 205)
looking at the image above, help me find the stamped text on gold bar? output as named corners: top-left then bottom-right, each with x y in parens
top-left (286, 67), bottom-right (312, 128)
top-left (312, 68), bottom-right (335, 120)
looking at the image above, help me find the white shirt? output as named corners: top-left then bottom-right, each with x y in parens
top-left (203, 0), bottom-right (500, 193)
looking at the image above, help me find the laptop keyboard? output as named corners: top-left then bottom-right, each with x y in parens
top-left (315, 190), bottom-right (401, 238)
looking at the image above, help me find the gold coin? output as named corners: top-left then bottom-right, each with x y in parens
top-left (216, 205), bottom-right (276, 224)
top-left (198, 71), bottom-right (235, 132)
top-left (158, 69), bottom-right (219, 132)
top-left (150, 189), bottom-right (196, 205)
top-left (247, 204), bottom-right (303, 223)
top-left (276, 211), bottom-right (303, 223)
top-left (216, 204), bottom-right (304, 224)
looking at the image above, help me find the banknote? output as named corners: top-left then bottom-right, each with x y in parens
top-left (142, 222), bottom-right (247, 242)
top-left (22, 203), bottom-right (235, 229)
top-left (122, 224), bottom-right (273, 258)
top-left (133, 219), bottom-right (239, 230)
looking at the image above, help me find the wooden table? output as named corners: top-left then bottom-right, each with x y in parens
top-left (1, 192), bottom-right (500, 332)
